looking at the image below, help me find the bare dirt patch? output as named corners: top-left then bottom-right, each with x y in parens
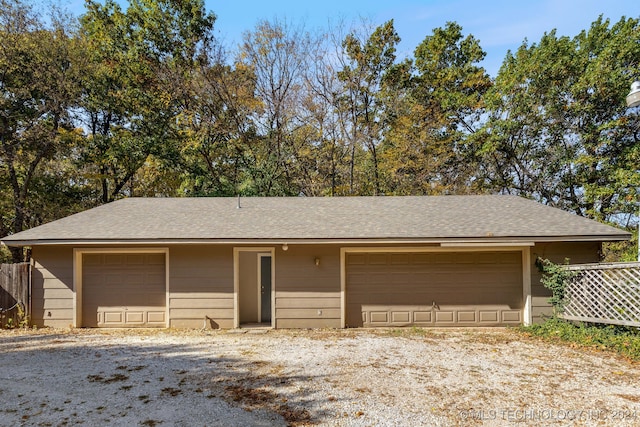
top-left (0, 328), bottom-right (639, 426)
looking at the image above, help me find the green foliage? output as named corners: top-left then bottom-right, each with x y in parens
top-left (79, 0), bottom-right (217, 202)
top-left (237, 19), bottom-right (315, 196)
top-left (337, 20), bottom-right (401, 195)
top-left (0, 0), bottom-right (83, 261)
top-left (520, 317), bottom-right (640, 361)
top-left (535, 258), bottom-right (578, 313)
top-left (480, 16), bottom-right (640, 223)
top-left (0, 246), bottom-right (12, 263)
top-left (602, 226), bottom-right (639, 262)
top-left (381, 21), bottom-right (491, 195)
top-left (1, 302), bottom-right (29, 329)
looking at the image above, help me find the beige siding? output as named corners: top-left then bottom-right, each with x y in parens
top-left (31, 246), bottom-right (74, 328)
top-left (346, 251), bottom-right (523, 327)
top-left (28, 240), bottom-right (603, 329)
top-left (530, 242), bottom-right (601, 323)
top-left (31, 245), bottom-right (235, 329)
top-left (274, 245), bottom-right (341, 329)
top-left (168, 245), bottom-right (233, 328)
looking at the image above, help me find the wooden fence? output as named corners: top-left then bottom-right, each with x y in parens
top-left (0, 263), bottom-right (30, 328)
top-left (563, 262), bottom-right (640, 328)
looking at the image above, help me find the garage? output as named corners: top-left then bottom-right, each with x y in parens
top-left (81, 252), bottom-right (167, 327)
top-left (6, 196), bottom-right (627, 329)
top-left (345, 251), bottom-right (524, 327)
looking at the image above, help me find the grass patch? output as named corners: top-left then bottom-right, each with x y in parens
top-left (518, 317), bottom-right (640, 361)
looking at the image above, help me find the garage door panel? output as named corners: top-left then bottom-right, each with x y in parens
top-left (103, 311), bottom-right (123, 324)
top-left (435, 311), bottom-right (454, 323)
top-left (479, 311), bottom-right (498, 322)
top-left (502, 311), bottom-right (521, 322)
top-left (368, 254), bottom-right (388, 264)
top-left (105, 254), bottom-right (125, 265)
top-left (347, 254), bottom-right (366, 265)
top-left (475, 253), bottom-right (499, 263)
top-left (369, 311), bottom-right (388, 323)
top-left (82, 253), bottom-right (166, 328)
top-left (147, 271), bottom-right (166, 281)
top-left (147, 311), bottom-right (166, 323)
top-left (390, 254), bottom-right (410, 264)
top-left (413, 311), bottom-right (431, 322)
top-left (346, 251), bottom-right (523, 327)
top-left (125, 311), bottom-right (144, 323)
top-left (126, 254), bottom-right (145, 265)
top-left (127, 273), bottom-right (145, 285)
top-left (145, 253), bottom-right (164, 264)
top-left (83, 254), bottom-right (102, 266)
top-left (391, 311), bottom-right (410, 323)
top-left (457, 311), bottom-right (476, 322)
top-left (410, 253), bottom-right (430, 264)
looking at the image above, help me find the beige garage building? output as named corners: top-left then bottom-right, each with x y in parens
top-left (0, 196), bottom-right (630, 329)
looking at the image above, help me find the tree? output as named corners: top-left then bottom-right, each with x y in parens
top-left (78, 0), bottom-right (216, 202)
top-left (177, 56), bottom-right (260, 196)
top-left (237, 19), bottom-right (313, 196)
top-left (381, 22), bottom-right (491, 195)
top-left (336, 20), bottom-right (400, 195)
top-left (479, 16), bottom-right (640, 225)
top-left (296, 26), bottom-right (351, 196)
top-left (0, 0), bottom-right (83, 261)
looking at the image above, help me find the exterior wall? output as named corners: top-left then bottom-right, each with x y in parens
top-left (168, 245), bottom-right (234, 328)
top-left (28, 240), bottom-right (602, 329)
top-left (274, 245), bottom-right (341, 328)
top-left (530, 241), bottom-right (601, 323)
top-left (31, 245), bottom-right (235, 329)
top-left (31, 246), bottom-right (75, 328)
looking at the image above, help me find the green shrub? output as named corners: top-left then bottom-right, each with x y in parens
top-left (520, 317), bottom-right (640, 361)
top-left (535, 258), bottom-right (577, 314)
top-left (1, 302), bottom-right (29, 329)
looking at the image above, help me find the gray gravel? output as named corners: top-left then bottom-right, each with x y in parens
top-left (0, 328), bottom-right (639, 426)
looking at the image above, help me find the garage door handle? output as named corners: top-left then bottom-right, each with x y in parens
top-left (432, 301), bottom-right (439, 310)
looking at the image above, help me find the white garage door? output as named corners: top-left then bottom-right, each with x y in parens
top-left (346, 251), bottom-right (523, 327)
top-left (82, 253), bottom-right (166, 327)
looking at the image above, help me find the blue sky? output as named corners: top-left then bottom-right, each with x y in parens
top-left (207, 0), bottom-right (637, 76)
top-left (67, 0), bottom-right (638, 76)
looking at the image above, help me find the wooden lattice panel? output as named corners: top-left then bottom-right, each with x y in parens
top-left (563, 262), bottom-right (640, 327)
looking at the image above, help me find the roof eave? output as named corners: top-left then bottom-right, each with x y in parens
top-left (1, 233), bottom-right (631, 247)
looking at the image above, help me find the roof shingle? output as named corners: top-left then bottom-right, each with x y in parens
top-left (0, 195), bottom-right (630, 245)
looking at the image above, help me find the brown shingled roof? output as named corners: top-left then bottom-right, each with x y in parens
top-left (0, 195), bottom-right (630, 245)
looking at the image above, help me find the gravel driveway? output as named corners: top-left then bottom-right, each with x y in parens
top-left (0, 328), bottom-right (639, 426)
